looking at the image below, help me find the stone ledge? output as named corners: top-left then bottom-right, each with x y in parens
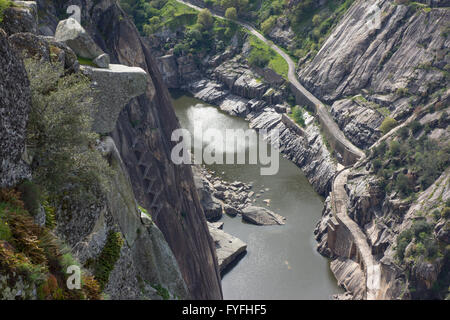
top-left (81, 64), bottom-right (148, 134)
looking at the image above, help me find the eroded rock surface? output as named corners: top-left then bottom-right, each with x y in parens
top-left (1, 1), bottom-right (37, 35)
top-left (55, 18), bottom-right (103, 60)
top-left (330, 97), bottom-right (384, 149)
top-left (0, 28), bottom-right (31, 187)
top-left (80, 64), bottom-right (149, 133)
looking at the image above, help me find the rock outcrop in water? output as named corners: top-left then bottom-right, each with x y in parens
top-left (207, 223), bottom-right (247, 273)
top-left (242, 206), bottom-right (286, 226)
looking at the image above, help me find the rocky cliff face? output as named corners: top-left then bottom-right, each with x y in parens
top-left (0, 0), bottom-right (223, 300)
top-left (0, 29), bottom-right (31, 188)
top-left (299, 0), bottom-right (449, 112)
top-left (307, 0), bottom-right (449, 299)
top-left (1, 2), bottom-right (191, 299)
top-left (38, 0), bottom-right (223, 300)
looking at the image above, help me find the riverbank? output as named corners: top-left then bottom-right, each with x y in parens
top-left (172, 94), bottom-right (342, 299)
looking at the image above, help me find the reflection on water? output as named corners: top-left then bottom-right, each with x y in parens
top-left (171, 91), bottom-right (342, 300)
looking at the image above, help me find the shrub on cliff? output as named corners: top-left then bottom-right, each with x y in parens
top-left (225, 7), bottom-right (237, 20)
top-left (0, 188), bottom-right (101, 299)
top-left (261, 15), bottom-right (277, 35)
top-left (221, 0), bottom-right (249, 14)
top-left (25, 60), bottom-right (111, 205)
top-left (442, 207), bottom-right (450, 219)
top-left (379, 117), bottom-right (398, 135)
top-left (292, 106), bottom-right (305, 127)
top-left (197, 8), bottom-right (214, 29)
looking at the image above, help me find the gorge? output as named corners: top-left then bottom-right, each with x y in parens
top-left (0, 0), bottom-right (449, 301)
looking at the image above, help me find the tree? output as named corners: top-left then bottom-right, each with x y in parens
top-left (409, 120), bottom-right (423, 135)
top-left (312, 14), bottom-right (322, 27)
top-left (379, 117), bottom-right (398, 135)
top-left (389, 140), bottom-right (401, 156)
top-left (398, 126), bottom-right (409, 140)
top-left (261, 16), bottom-right (277, 35)
top-left (292, 106), bottom-right (305, 127)
top-left (225, 7), bottom-right (237, 20)
top-left (25, 60), bottom-right (111, 204)
top-left (197, 8), bottom-right (213, 29)
top-left (396, 173), bottom-right (412, 196)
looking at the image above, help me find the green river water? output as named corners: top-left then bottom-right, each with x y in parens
top-left (171, 91), bottom-right (341, 299)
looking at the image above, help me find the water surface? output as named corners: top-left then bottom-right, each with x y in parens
top-left (172, 91), bottom-right (341, 299)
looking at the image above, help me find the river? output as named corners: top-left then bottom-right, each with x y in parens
top-left (171, 90), bottom-right (341, 299)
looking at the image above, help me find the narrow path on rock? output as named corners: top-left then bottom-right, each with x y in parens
top-left (331, 168), bottom-right (380, 300)
top-left (176, 0), bottom-right (365, 164)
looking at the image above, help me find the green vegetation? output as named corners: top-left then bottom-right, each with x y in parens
top-left (25, 60), bottom-right (112, 206)
top-left (152, 283), bottom-right (171, 300)
top-left (220, 0), bottom-right (249, 14)
top-left (247, 34), bottom-right (288, 78)
top-left (0, 0), bottom-right (11, 23)
top-left (16, 180), bottom-right (41, 217)
top-left (42, 200), bottom-right (56, 229)
top-left (370, 124), bottom-right (450, 199)
top-left (93, 231), bottom-right (123, 290)
top-left (395, 212), bottom-right (449, 299)
top-left (441, 207), bottom-right (450, 219)
top-left (121, 0), bottom-right (355, 63)
top-left (77, 57), bottom-right (98, 67)
top-left (197, 8), bottom-right (214, 29)
top-left (261, 15), bottom-right (277, 34)
top-left (379, 117), bottom-right (398, 135)
top-left (0, 188), bottom-right (101, 299)
top-left (120, 0), bottom-right (198, 34)
top-left (397, 1), bottom-right (431, 13)
top-left (396, 220), bottom-right (437, 261)
top-left (245, 0), bottom-right (355, 60)
top-left (291, 106), bottom-right (305, 127)
top-left (0, 57), bottom-right (121, 299)
top-left (225, 7), bottom-right (237, 20)
top-left (121, 0), bottom-right (244, 56)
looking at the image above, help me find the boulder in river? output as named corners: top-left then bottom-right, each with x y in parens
top-left (208, 223), bottom-right (247, 272)
top-left (242, 206), bottom-right (286, 226)
top-left (224, 204), bottom-right (240, 217)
